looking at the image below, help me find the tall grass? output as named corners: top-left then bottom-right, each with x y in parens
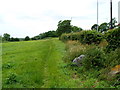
top-left (63, 40), bottom-right (119, 88)
top-left (0, 37), bottom-right (2, 89)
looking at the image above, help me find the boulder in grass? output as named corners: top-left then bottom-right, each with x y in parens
top-left (73, 55), bottom-right (85, 66)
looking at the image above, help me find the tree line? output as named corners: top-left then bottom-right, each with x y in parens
top-left (1, 20), bottom-right (83, 42)
top-left (91, 18), bottom-right (118, 33)
top-left (1, 18), bottom-right (118, 42)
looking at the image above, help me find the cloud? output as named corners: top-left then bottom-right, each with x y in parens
top-left (0, 16), bottom-right (5, 24)
top-left (0, 0), bottom-right (119, 37)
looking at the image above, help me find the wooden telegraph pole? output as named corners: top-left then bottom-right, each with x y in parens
top-left (110, 0), bottom-right (113, 29)
top-left (97, 0), bottom-right (99, 31)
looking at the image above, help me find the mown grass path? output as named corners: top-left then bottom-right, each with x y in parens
top-left (2, 38), bottom-right (79, 88)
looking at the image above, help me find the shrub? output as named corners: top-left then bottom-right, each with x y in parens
top-left (60, 30), bottom-right (103, 45)
top-left (79, 30), bottom-right (103, 45)
top-left (60, 34), bottom-right (71, 42)
top-left (60, 32), bottom-right (81, 42)
top-left (69, 33), bottom-right (80, 41)
top-left (105, 27), bottom-right (120, 52)
top-left (82, 47), bottom-right (106, 70)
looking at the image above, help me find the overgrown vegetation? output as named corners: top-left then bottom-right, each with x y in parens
top-left (63, 39), bottom-right (120, 88)
top-left (105, 27), bottom-right (120, 52)
top-left (62, 27), bottom-right (120, 88)
top-left (2, 19), bottom-right (120, 88)
top-left (60, 30), bottom-right (103, 45)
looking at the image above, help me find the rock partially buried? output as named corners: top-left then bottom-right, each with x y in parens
top-left (73, 55), bottom-right (85, 67)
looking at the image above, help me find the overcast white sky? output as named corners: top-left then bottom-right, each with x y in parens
top-left (0, 0), bottom-right (120, 38)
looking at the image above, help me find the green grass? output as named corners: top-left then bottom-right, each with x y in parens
top-left (2, 38), bottom-right (78, 88)
top-left (2, 38), bottom-right (114, 88)
top-left (0, 42), bottom-right (2, 89)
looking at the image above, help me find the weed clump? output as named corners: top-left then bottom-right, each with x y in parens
top-left (2, 62), bottom-right (14, 69)
top-left (6, 73), bottom-right (18, 84)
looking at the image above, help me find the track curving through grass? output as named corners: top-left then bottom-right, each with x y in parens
top-left (2, 38), bottom-right (78, 88)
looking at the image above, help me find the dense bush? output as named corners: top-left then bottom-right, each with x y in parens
top-left (60, 33), bottom-right (80, 42)
top-left (70, 33), bottom-right (81, 40)
top-left (79, 30), bottom-right (103, 45)
top-left (105, 27), bottom-right (120, 52)
top-left (82, 47), bottom-right (106, 70)
top-left (60, 30), bottom-right (103, 45)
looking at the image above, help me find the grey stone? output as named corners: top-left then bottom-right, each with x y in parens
top-left (73, 55), bottom-right (85, 66)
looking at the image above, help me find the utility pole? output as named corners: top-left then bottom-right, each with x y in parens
top-left (118, 1), bottom-right (120, 26)
top-left (97, 0), bottom-right (99, 32)
top-left (110, 0), bottom-right (113, 29)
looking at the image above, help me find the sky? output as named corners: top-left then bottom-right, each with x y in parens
top-left (0, 0), bottom-right (120, 38)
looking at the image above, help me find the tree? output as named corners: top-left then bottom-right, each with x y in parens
top-left (91, 24), bottom-right (99, 31)
top-left (24, 36), bottom-right (30, 41)
top-left (56, 20), bottom-right (72, 36)
top-left (10, 37), bottom-right (14, 41)
top-left (98, 22), bottom-right (109, 33)
top-left (71, 26), bottom-right (82, 32)
top-left (10, 37), bottom-right (20, 42)
top-left (31, 35), bottom-right (42, 40)
top-left (31, 37), bottom-right (37, 40)
top-left (108, 18), bottom-right (117, 29)
top-left (3, 33), bottom-right (10, 41)
top-left (44, 31), bottom-right (58, 37)
top-left (14, 38), bottom-right (20, 41)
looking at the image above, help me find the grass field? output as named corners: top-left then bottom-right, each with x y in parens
top-left (2, 38), bottom-right (114, 88)
top-left (0, 42), bottom-right (2, 89)
top-left (2, 38), bottom-right (79, 88)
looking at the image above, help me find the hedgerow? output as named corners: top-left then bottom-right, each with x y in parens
top-left (60, 30), bottom-right (103, 45)
top-left (61, 28), bottom-right (120, 88)
top-left (105, 27), bottom-right (120, 52)
top-left (79, 30), bottom-right (103, 45)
